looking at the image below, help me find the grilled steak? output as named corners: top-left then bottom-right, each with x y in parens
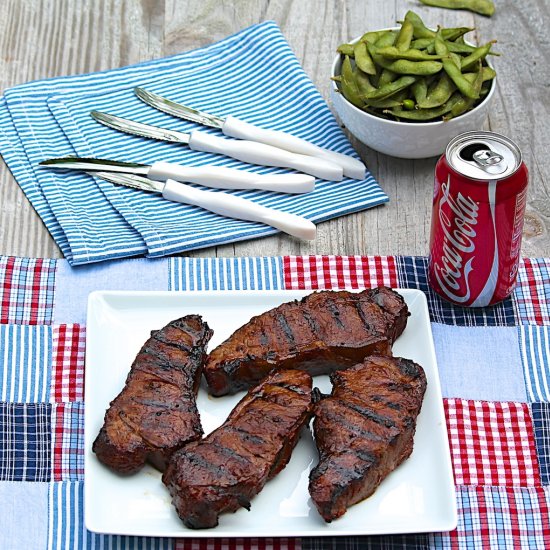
top-left (204, 287), bottom-right (409, 396)
top-left (309, 355), bottom-right (427, 522)
top-left (163, 369), bottom-right (313, 529)
top-left (93, 315), bottom-right (213, 475)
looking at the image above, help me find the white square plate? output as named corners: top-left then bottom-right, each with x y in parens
top-left (85, 289), bottom-right (457, 537)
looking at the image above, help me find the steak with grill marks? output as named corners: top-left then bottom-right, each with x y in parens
top-left (309, 355), bottom-right (427, 522)
top-left (93, 315), bottom-right (213, 475)
top-left (204, 287), bottom-right (409, 396)
top-left (162, 369), bottom-right (313, 529)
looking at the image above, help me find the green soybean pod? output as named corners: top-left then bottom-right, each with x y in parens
top-left (360, 31), bottom-right (384, 44)
top-left (374, 30), bottom-right (398, 47)
top-left (375, 46), bottom-right (442, 61)
top-left (441, 27), bottom-right (475, 41)
top-left (386, 59), bottom-right (443, 76)
top-left (426, 39), bottom-right (476, 55)
top-left (365, 75), bottom-right (417, 101)
top-left (435, 30), bottom-right (479, 99)
top-left (395, 20), bottom-right (414, 51)
top-left (463, 66), bottom-right (496, 83)
top-left (355, 68), bottom-right (376, 95)
top-left (378, 69), bottom-right (398, 86)
top-left (418, 73), bottom-right (456, 108)
top-left (354, 41), bottom-right (377, 75)
top-left (404, 11), bottom-right (436, 39)
top-left (411, 38), bottom-right (434, 50)
top-left (340, 56), bottom-right (364, 108)
top-left (419, 0), bottom-right (495, 17)
top-left (337, 43), bottom-right (355, 56)
top-left (411, 77), bottom-right (429, 103)
top-left (364, 96), bottom-right (404, 109)
top-left (386, 91), bottom-right (463, 121)
top-left (447, 65), bottom-right (483, 119)
top-left (461, 41), bottom-right (496, 71)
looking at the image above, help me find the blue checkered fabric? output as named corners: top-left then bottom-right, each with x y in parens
top-left (302, 535), bottom-right (430, 550)
top-left (531, 402), bottom-right (550, 484)
top-left (0, 403), bottom-right (51, 481)
top-left (395, 256), bottom-right (518, 326)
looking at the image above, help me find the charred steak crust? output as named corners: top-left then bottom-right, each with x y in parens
top-left (308, 355), bottom-right (427, 522)
top-left (204, 287), bottom-right (409, 396)
top-left (92, 315), bottom-right (213, 475)
top-left (162, 369), bottom-right (313, 529)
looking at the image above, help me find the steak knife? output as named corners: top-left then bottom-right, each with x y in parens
top-left (90, 111), bottom-right (344, 181)
top-left (134, 87), bottom-right (367, 180)
top-left (90, 171), bottom-right (317, 241)
top-left (39, 157), bottom-right (315, 194)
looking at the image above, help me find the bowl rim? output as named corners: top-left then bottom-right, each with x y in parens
top-left (330, 30), bottom-right (496, 128)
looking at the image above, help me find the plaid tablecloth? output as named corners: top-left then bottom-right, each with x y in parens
top-left (1, 253), bottom-right (549, 549)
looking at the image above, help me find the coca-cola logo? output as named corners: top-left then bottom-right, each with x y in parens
top-left (433, 177), bottom-right (479, 303)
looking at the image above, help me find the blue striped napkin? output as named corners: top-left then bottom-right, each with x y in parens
top-left (0, 21), bottom-right (388, 265)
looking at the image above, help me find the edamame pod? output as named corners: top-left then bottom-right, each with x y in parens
top-left (435, 30), bottom-right (479, 99)
top-left (340, 56), bottom-right (364, 108)
top-left (385, 91), bottom-right (463, 120)
top-left (364, 75), bottom-right (417, 100)
top-left (419, 0), bottom-right (495, 17)
top-left (337, 43), bottom-right (355, 56)
top-left (395, 20), bottom-right (414, 51)
top-left (461, 41), bottom-right (496, 71)
top-left (418, 73), bottom-right (456, 108)
top-left (375, 46), bottom-right (443, 61)
top-left (354, 41), bottom-right (377, 75)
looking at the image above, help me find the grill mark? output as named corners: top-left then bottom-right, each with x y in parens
top-left (339, 384), bottom-right (405, 411)
top-left (276, 312), bottom-right (296, 348)
top-left (302, 308), bottom-right (321, 335)
top-left (259, 328), bottom-right (269, 347)
top-left (338, 399), bottom-right (396, 429)
top-left (224, 425), bottom-right (269, 446)
top-left (326, 300), bottom-right (345, 329)
top-left (316, 406), bottom-right (386, 442)
top-left (182, 449), bottom-right (240, 480)
top-left (353, 299), bottom-right (376, 333)
top-left (369, 395), bottom-right (402, 411)
top-left (209, 440), bottom-right (253, 467)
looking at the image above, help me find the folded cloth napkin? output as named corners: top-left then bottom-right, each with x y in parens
top-left (0, 21), bottom-right (388, 265)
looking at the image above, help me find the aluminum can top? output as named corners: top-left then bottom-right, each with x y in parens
top-left (446, 131), bottom-right (522, 181)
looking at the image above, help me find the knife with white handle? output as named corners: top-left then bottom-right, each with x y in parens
top-left (39, 157), bottom-right (315, 194)
top-left (91, 171), bottom-right (317, 241)
top-left (90, 111), bottom-right (343, 181)
top-left (134, 87), bottom-right (367, 180)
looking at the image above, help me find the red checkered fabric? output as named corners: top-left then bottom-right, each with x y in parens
top-left (514, 258), bottom-right (550, 325)
top-left (445, 398), bottom-right (541, 487)
top-left (0, 256), bottom-right (56, 324)
top-left (283, 255), bottom-right (398, 290)
top-left (51, 402), bottom-right (85, 481)
top-left (51, 324), bottom-right (86, 403)
top-left (175, 539), bottom-right (301, 550)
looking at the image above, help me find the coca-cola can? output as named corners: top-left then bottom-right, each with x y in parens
top-left (428, 131), bottom-right (529, 307)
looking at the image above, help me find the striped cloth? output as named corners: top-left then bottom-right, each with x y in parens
top-left (0, 22), bottom-right (387, 266)
top-left (1, 253), bottom-right (550, 550)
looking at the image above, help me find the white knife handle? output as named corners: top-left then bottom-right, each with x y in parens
top-left (222, 115), bottom-right (367, 180)
top-left (147, 162), bottom-right (314, 194)
top-left (162, 179), bottom-right (316, 240)
top-left (188, 131), bottom-right (343, 181)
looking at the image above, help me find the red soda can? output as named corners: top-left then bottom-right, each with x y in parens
top-left (428, 131), bottom-right (528, 307)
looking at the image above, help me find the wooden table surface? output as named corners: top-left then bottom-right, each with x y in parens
top-left (1, 0), bottom-right (548, 261)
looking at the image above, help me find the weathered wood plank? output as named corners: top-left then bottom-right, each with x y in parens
top-left (0, 0), bottom-right (548, 260)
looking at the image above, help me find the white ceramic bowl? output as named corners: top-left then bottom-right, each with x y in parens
top-left (330, 34), bottom-right (496, 159)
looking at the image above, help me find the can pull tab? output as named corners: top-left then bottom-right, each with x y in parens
top-left (459, 142), bottom-right (507, 175)
top-left (472, 149), bottom-right (504, 167)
